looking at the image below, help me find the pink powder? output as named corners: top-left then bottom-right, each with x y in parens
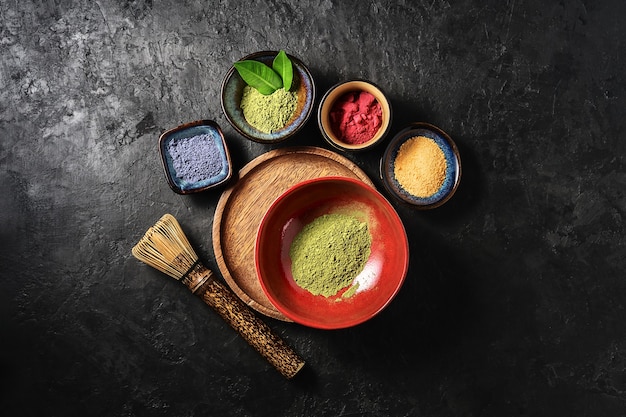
top-left (329, 91), bottom-right (383, 145)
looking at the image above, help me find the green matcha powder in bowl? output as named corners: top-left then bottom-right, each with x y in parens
top-left (239, 86), bottom-right (298, 134)
top-left (221, 51), bottom-right (316, 144)
top-left (289, 213), bottom-right (372, 298)
top-left (255, 176), bottom-right (410, 330)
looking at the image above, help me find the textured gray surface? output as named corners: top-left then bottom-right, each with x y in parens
top-left (2, 0), bottom-right (626, 415)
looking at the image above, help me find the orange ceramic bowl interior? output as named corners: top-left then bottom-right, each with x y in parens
top-left (255, 177), bottom-right (409, 329)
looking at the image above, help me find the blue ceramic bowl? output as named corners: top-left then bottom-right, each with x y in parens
top-left (159, 120), bottom-right (232, 194)
top-left (380, 122), bottom-right (461, 209)
top-left (221, 51), bottom-right (316, 144)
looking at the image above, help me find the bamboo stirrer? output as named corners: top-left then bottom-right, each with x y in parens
top-left (132, 213), bottom-right (305, 379)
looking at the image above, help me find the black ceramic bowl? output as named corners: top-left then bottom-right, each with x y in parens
top-left (159, 120), bottom-right (232, 194)
top-left (380, 122), bottom-right (461, 209)
top-left (221, 51), bottom-right (316, 144)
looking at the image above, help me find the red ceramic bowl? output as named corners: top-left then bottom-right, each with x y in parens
top-left (255, 177), bottom-right (409, 329)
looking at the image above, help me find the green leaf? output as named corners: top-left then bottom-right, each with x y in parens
top-left (234, 60), bottom-right (283, 95)
top-left (272, 50), bottom-right (293, 91)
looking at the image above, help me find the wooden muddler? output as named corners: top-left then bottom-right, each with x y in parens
top-left (131, 213), bottom-right (304, 379)
top-left (181, 261), bottom-right (304, 378)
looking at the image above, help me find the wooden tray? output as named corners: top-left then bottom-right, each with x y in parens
top-left (212, 146), bottom-right (374, 321)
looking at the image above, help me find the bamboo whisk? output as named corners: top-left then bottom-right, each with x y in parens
top-left (132, 213), bottom-right (305, 379)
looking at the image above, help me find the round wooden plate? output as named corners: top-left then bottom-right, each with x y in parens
top-left (212, 146), bottom-right (374, 321)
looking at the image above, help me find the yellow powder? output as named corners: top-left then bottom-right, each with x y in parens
top-left (393, 135), bottom-right (447, 197)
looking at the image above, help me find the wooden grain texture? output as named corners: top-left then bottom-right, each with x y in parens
top-left (184, 264), bottom-right (305, 379)
top-left (213, 146), bottom-right (374, 321)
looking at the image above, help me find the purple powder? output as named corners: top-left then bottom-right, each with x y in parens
top-left (166, 133), bottom-right (224, 185)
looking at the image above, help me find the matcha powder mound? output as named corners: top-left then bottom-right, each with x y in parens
top-left (240, 85), bottom-right (297, 133)
top-left (289, 213), bottom-right (372, 298)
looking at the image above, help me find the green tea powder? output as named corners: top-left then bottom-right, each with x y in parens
top-left (289, 213), bottom-right (371, 297)
top-left (240, 85), bottom-right (297, 133)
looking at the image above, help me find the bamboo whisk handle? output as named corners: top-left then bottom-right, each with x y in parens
top-left (182, 263), bottom-right (305, 379)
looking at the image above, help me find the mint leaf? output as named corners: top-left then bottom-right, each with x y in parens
top-left (272, 50), bottom-right (293, 91)
top-left (234, 60), bottom-right (283, 95)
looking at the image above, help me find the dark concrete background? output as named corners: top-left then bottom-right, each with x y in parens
top-left (2, 0), bottom-right (625, 415)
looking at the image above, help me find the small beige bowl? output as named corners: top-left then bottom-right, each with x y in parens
top-left (318, 80), bottom-right (392, 152)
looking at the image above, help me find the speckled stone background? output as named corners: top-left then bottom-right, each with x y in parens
top-left (2, 0), bottom-right (626, 416)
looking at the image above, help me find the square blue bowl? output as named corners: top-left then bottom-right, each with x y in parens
top-left (159, 120), bottom-right (232, 194)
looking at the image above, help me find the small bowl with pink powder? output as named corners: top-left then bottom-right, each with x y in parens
top-left (317, 80), bottom-right (392, 152)
top-left (159, 120), bottom-right (232, 194)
